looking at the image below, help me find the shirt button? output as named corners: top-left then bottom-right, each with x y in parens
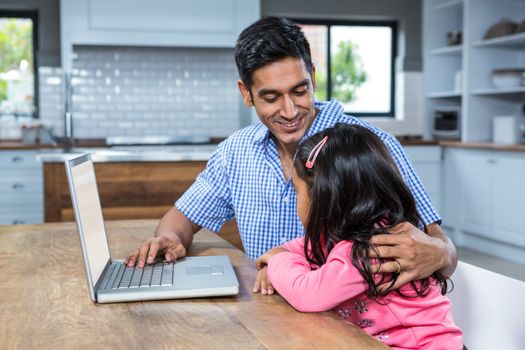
top-left (280, 236), bottom-right (288, 244)
top-left (282, 195), bottom-right (289, 203)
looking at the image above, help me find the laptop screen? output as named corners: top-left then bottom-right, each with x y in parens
top-left (69, 158), bottom-right (111, 287)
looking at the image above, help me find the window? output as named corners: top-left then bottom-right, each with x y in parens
top-left (296, 19), bottom-right (397, 117)
top-left (0, 10), bottom-right (38, 118)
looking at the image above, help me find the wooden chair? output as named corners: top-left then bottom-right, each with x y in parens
top-left (448, 261), bottom-right (525, 350)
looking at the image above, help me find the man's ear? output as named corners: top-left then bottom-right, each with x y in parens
top-left (311, 63), bottom-right (317, 92)
top-left (237, 79), bottom-right (253, 107)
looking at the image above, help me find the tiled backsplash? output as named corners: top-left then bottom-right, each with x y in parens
top-left (39, 46), bottom-right (241, 139)
top-left (39, 67), bottom-right (65, 137)
top-left (38, 46), bottom-right (426, 140)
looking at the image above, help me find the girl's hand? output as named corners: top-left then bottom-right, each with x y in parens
top-left (253, 266), bottom-right (275, 295)
top-left (255, 247), bottom-right (288, 270)
top-left (253, 247), bottom-right (288, 295)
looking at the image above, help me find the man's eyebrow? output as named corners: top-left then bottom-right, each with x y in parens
top-left (257, 88), bottom-right (279, 98)
top-left (257, 79), bottom-right (310, 98)
top-left (291, 80), bottom-right (310, 90)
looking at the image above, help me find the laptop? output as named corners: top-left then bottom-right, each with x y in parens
top-left (65, 153), bottom-right (239, 303)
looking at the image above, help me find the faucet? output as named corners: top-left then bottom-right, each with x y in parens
top-left (63, 72), bottom-right (74, 150)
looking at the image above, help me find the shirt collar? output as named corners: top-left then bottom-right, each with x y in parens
top-left (302, 100), bottom-right (343, 141)
top-left (252, 123), bottom-right (270, 144)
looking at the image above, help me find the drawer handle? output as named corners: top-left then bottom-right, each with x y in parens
top-left (12, 183), bottom-right (25, 190)
top-left (487, 159), bottom-right (497, 164)
top-left (12, 219), bottom-right (26, 225)
top-left (12, 156), bottom-right (24, 163)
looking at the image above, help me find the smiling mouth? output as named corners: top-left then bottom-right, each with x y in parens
top-left (277, 119), bottom-right (300, 128)
top-left (275, 114), bottom-right (305, 132)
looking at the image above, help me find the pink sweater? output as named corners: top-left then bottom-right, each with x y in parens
top-left (267, 237), bottom-right (463, 350)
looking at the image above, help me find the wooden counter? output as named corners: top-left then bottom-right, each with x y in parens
top-left (0, 220), bottom-right (387, 350)
top-left (43, 160), bottom-right (243, 250)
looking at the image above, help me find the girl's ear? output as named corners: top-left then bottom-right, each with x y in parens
top-left (237, 79), bottom-right (253, 107)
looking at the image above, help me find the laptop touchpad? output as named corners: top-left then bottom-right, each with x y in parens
top-left (186, 265), bottom-right (224, 275)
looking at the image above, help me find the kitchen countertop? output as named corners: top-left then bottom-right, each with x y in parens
top-left (440, 140), bottom-right (525, 152)
top-left (35, 137), bottom-right (438, 163)
top-left (5, 138), bottom-right (525, 163)
top-left (37, 144), bottom-right (218, 162)
top-left (0, 137), bottom-right (227, 150)
top-left (0, 140), bottom-right (62, 150)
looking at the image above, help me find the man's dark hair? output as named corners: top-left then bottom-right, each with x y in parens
top-left (234, 17), bottom-right (313, 90)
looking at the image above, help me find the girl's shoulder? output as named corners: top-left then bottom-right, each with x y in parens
top-left (326, 240), bottom-right (355, 260)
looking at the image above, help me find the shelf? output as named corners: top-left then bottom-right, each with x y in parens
top-left (473, 32), bottom-right (525, 48)
top-left (428, 91), bottom-right (462, 98)
top-left (429, 45), bottom-right (463, 55)
top-left (471, 86), bottom-right (525, 96)
top-left (430, 0), bottom-right (463, 12)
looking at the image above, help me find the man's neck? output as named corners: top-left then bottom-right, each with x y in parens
top-left (275, 140), bottom-right (297, 180)
top-left (274, 106), bottom-right (320, 179)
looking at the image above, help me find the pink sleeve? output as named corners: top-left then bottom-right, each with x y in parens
top-left (280, 237), bottom-right (305, 255)
top-left (267, 240), bottom-right (368, 313)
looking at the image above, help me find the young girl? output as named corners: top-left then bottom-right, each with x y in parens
top-left (258, 123), bottom-right (463, 349)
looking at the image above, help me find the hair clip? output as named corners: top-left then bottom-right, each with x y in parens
top-left (305, 136), bottom-right (329, 169)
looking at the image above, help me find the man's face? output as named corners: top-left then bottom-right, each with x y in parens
top-left (238, 58), bottom-right (317, 149)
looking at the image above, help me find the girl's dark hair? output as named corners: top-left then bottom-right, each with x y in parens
top-left (294, 123), bottom-right (448, 298)
top-left (234, 17), bottom-right (313, 90)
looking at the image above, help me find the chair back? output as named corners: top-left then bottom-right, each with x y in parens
top-left (449, 261), bottom-right (525, 350)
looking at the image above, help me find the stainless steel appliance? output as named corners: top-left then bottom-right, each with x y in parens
top-left (432, 107), bottom-right (460, 140)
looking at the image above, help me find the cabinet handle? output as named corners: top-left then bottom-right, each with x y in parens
top-left (11, 156), bottom-right (24, 163)
top-left (487, 159), bottom-right (497, 164)
top-left (12, 183), bottom-right (25, 190)
top-left (12, 219), bottom-right (26, 225)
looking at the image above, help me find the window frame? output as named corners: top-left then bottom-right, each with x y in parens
top-left (292, 18), bottom-right (398, 118)
top-left (0, 9), bottom-right (39, 118)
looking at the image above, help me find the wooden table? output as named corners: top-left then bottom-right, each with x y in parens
top-left (0, 220), bottom-right (388, 349)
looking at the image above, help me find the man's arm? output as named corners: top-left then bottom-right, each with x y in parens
top-left (369, 222), bottom-right (458, 291)
top-left (126, 140), bottom-right (234, 268)
top-left (124, 206), bottom-right (201, 267)
top-left (427, 222), bottom-right (457, 277)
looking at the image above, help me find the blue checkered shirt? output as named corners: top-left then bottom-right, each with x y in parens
top-left (176, 100), bottom-right (441, 259)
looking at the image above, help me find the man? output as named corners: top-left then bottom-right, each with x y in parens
top-left (125, 17), bottom-right (457, 295)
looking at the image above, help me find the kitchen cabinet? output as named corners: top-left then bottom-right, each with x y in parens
top-left (493, 157), bottom-right (525, 248)
top-left (404, 145), bottom-right (442, 214)
top-left (0, 150), bottom-right (44, 225)
top-left (442, 147), bottom-right (525, 264)
top-left (458, 151), bottom-right (493, 237)
top-left (440, 147), bottom-right (459, 234)
top-left (423, 0), bottom-right (525, 142)
top-left (60, 0), bottom-right (261, 70)
top-left (43, 160), bottom-right (243, 250)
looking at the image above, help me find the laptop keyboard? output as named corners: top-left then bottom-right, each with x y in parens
top-left (102, 262), bottom-right (174, 290)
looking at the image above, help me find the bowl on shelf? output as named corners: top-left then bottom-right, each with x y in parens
top-left (484, 18), bottom-right (518, 39)
top-left (491, 69), bottom-right (524, 89)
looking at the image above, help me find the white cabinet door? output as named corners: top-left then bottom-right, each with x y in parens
top-left (89, 0), bottom-right (238, 33)
top-left (404, 145), bottom-right (442, 215)
top-left (0, 150), bottom-right (44, 225)
top-left (493, 156), bottom-right (525, 248)
top-left (458, 150), bottom-right (493, 237)
top-left (441, 147), bottom-right (459, 232)
top-left (60, 0), bottom-right (261, 70)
